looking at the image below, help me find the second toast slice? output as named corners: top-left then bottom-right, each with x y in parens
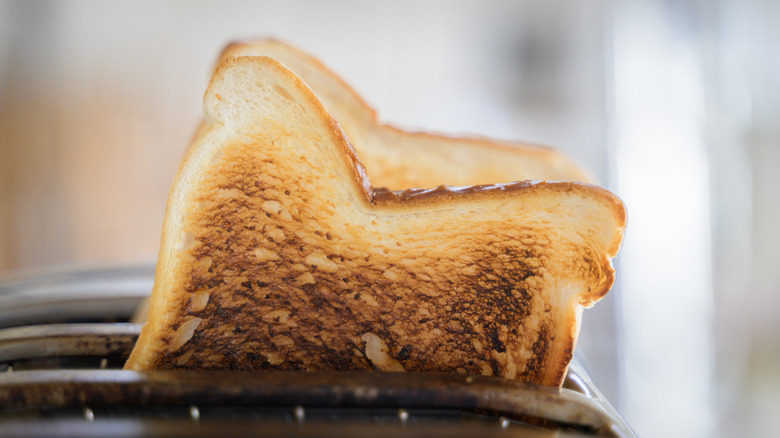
top-left (218, 39), bottom-right (594, 188)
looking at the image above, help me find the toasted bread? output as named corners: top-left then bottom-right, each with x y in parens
top-left (216, 39), bottom-right (593, 188)
top-left (124, 56), bottom-right (625, 387)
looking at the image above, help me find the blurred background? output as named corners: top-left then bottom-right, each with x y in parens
top-left (0, 1), bottom-right (777, 436)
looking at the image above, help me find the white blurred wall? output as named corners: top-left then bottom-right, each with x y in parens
top-left (1, 1), bottom-right (778, 437)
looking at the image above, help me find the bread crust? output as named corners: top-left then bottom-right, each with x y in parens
top-left (124, 56), bottom-right (626, 388)
top-left (217, 38), bottom-right (595, 187)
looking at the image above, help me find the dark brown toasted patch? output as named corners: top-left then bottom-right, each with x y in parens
top-left (147, 137), bottom-right (569, 382)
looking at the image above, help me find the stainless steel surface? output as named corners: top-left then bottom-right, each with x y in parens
top-left (0, 265), bottom-right (635, 437)
top-left (0, 323), bottom-right (140, 363)
top-left (0, 265), bottom-right (154, 328)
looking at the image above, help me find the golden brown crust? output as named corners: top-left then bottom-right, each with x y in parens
top-left (215, 38), bottom-right (594, 187)
top-left (125, 56), bottom-right (626, 388)
top-left (219, 38), bottom-right (381, 122)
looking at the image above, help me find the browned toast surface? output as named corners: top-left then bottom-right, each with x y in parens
top-left (124, 56), bottom-right (626, 387)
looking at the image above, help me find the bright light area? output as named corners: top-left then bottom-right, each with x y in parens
top-left (612, 3), bottom-right (714, 436)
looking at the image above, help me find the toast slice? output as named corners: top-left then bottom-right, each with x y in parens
top-left (216, 39), bottom-right (594, 188)
top-left (124, 56), bottom-right (626, 387)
